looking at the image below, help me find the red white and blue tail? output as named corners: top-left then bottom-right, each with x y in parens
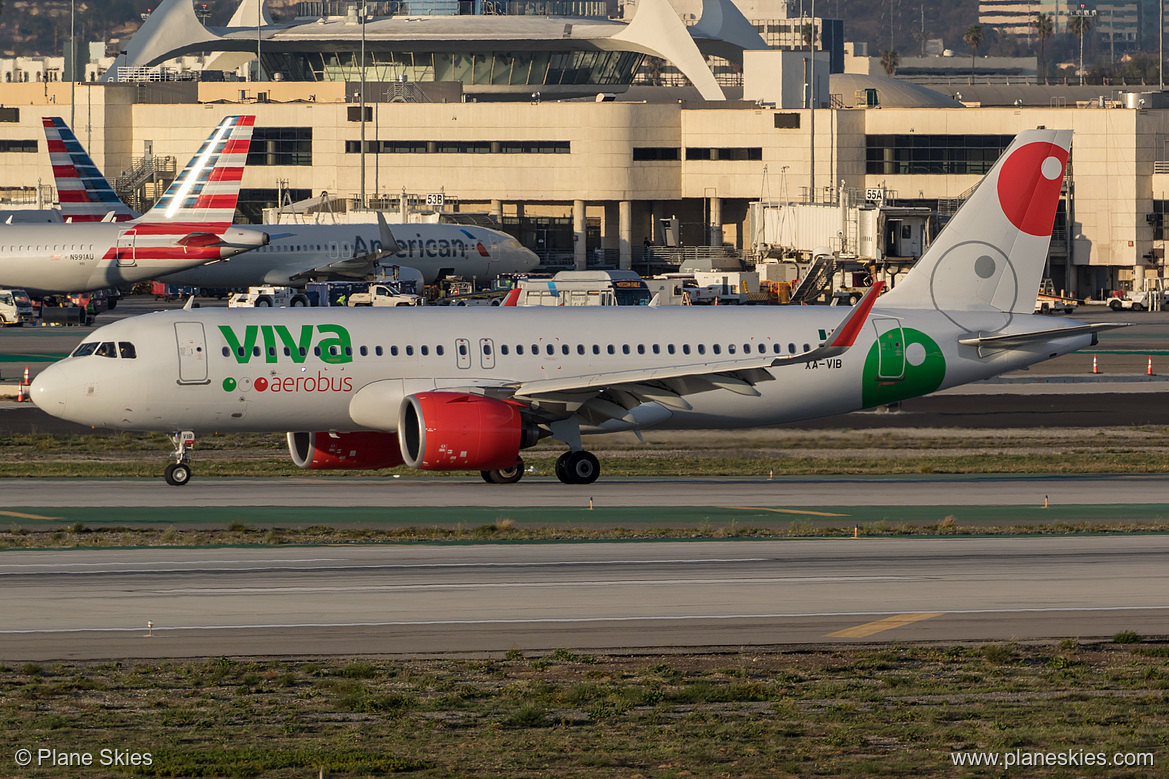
top-left (138, 115), bottom-right (255, 225)
top-left (43, 117), bottom-right (138, 223)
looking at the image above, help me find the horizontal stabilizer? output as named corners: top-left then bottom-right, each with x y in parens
top-left (958, 323), bottom-right (1127, 354)
top-left (176, 232), bottom-right (223, 247)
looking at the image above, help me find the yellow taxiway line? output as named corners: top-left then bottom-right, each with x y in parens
top-left (826, 612), bottom-right (947, 638)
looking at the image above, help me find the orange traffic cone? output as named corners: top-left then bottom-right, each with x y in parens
top-left (1092, 354), bottom-right (1099, 374)
top-left (1148, 356), bottom-right (1155, 376)
top-left (22, 365), bottom-right (29, 385)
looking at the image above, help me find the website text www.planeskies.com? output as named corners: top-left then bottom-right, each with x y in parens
top-left (951, 749), bottom-right (1154, 770)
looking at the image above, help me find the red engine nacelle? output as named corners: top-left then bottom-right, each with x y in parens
top-left (287, 431), bottom-right (405, 470)
top-left (399, 392), bottom-right (540, 471)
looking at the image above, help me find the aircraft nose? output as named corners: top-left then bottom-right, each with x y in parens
top-left (30, 363), bottom-right (68, 417)
top-left (521, 246), bottom-right (540, 271)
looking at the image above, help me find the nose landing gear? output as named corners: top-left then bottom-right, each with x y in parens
top-left (164, 431), bottom-right (195, 486)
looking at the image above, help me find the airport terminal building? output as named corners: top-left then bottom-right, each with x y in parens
top-left (0, 0), bottom-right (1168, 299)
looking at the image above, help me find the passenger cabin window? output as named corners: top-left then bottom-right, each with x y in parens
top-left (222, 347), bottom-right (231, 357)
top-left (72, 342), bottom-right (98, 357)
top-left (376, 346), bottom-right (385, 356)
top-left (501, 345), bottom-right (510, 355)
top-left (406, 346), bottom-right (414, 356)
top-left (360, 346), bottom-right (368, 356)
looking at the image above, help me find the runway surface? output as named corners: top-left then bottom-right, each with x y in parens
top-left (4, 474), bottom-right (1169, 508)
top-left (2, 537), bottom-right (1166, 660)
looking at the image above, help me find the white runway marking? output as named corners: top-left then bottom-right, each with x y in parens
top-left (156, 575), bottom-right (917, 594)
top-left (0, 557), bottom-right (771, 575)
top-left (4, 605), bottom-right (1168, 635)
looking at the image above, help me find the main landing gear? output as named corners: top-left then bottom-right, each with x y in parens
top-left (481, 461), bottom-right (525, 485)
top-left (164, 431), bottom-right (195, 486)
top-left (555, 451), bottom-right (600, 485)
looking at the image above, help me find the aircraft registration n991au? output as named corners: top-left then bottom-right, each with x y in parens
top-left (31, 129), bottom-right (1117, 486)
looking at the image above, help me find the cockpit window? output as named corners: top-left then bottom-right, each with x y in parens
top-left (95, 342), bottom-right (117, 358)
top-left (118, 342), bottom-right (137, 359)
top-left (72, 342), bottom-right (99, 357)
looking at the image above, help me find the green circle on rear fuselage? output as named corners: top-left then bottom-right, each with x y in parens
top-left (861, 327), bottom-right (946, 407)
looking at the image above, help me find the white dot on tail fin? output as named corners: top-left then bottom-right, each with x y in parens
top-left (1041, 156), bottom-right (1062, 180)
top-left (906, 342), bottom-right (927, 367)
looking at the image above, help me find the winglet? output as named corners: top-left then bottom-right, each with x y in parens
top-left (375, 211), bottom-right (401, 255)
top-left (501, 287), bottom-right (522, 307)
top-left (772, 282), bottom-right (884, 367)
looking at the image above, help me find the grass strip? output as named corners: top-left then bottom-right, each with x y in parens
top-left (2, 640), bottom-right (1166, 777)
top-left (5, 507), bottom-right (1169, 548)
top-left (3, 450), bottom-right (1169, 479)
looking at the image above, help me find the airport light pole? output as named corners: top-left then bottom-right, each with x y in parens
top-left (359, 3), bottom-right (367, 210)
top-left (69, 0), bottom-right (75, 129)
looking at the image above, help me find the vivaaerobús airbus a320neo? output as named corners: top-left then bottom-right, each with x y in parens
top-left (0, 115), bottom-right (268, 295)
top-left (31, 129), bottom-right (1116, 486)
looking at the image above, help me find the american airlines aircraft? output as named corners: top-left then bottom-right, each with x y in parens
top-left (43, 117), bottom-right (540, 286)
top-left (31, 129), bottom-right (1113, 486)
top-left (1, 115), bottom-right (268, 295)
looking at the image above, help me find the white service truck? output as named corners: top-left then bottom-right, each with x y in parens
top-left (227, 286), bottom-right (311, 308)
top-left (347, 282), bottom-right (424, 307)
top-left (0, 289), bottom-right (34, 326)
top-left (1106, 278), bottom-right (1169, 311)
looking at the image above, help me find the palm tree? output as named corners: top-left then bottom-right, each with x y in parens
top-left (880, 49), bottom-right (900, 76)
top-left (964, 24), bottom-right (984, 84)
top-left (1069, 13), bottom-right (1093, 83)
top-left (1031, 13), bottom-right (1053, 84)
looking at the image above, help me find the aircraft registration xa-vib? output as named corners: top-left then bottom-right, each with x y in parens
top-left (0, 116), bottom-right (268, 295)
top-left (43, 116), bottom-right (540, 286)
top-left (32, 129), bottom-right (1118, 486)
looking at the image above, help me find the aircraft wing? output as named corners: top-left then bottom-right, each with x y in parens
top-left (461, 283), bottom-right (885, 425)
top-left (292, 213), bottom-right (402, 281)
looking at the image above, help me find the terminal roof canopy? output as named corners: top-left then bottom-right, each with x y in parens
top-left (108, 0), bottom-right (767, 100)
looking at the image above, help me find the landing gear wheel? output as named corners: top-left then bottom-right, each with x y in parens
top-left (556, 451), bottom-right (600, 485)
top-left (165, 431), bottom-right (196, 486)
top-left (164, 462), bottom-right (192, 486)
top-left (482, 462), bottom-right (524, 484)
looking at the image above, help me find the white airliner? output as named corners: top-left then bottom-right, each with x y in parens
top-left (1, 116), bottom-right (268, 295)
top-left (31, 129), bottom-right (1115, 486)
top-left (43, 117), bottom-right (540, 286)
